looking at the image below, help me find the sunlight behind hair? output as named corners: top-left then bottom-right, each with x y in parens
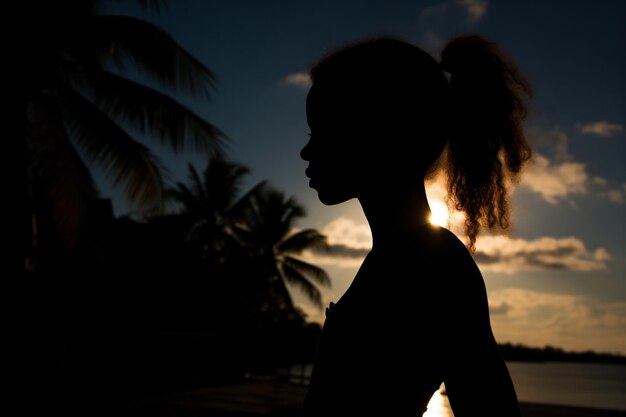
top-left (429, 200), bottom-right (449, 227)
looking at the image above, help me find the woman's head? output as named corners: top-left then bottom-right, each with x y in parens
top-left (301, 38), bottom-right (450, 203)
top-left (301, 35), bottom-right (532, 250)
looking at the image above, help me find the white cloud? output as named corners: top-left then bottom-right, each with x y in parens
top-left (320, 216), bottom-right (372, 249)
top-left (283, 72), bottom-right (312, 88)
top-left (520, 125), bottom-right (625, 205)
top-left (521, 154), bottom-right (588, 204)
top-left (456, 0), bottom-right (488, 22)
top-left (576, 121), bottom-right (624, 137)
top-left (489, 288), bottom-right (626, 354)
top-left (299, 217), bottom-right (371, 268)
top-left (474, 235), bottom-right (610, 273)
top-left (520, 126), bottom-right (594, 204)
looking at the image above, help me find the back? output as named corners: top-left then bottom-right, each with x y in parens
top-left (301, 225), bottom-right (472, 416)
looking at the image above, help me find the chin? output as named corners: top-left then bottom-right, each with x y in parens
top-left (315, 189), bottom-right (354, 206)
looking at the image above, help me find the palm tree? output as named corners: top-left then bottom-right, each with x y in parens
top-left (168, 159), bottom-right (330, 310)
top-left (233, 184), bottom-right (331, 311)
top-left (166, 155), bottom-right (254, 269)
top-left (3, 0), bottom-right (224, 275)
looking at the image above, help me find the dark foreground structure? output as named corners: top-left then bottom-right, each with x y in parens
top-left (92, 377), bottom-right (626, 417)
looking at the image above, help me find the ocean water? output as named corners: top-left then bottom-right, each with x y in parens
top-left (507, 362), bottom-right (626, 411)
top-left (291, 362), bottom-right (626, 414)
top-left (423, 362), bottom-right (626, 416)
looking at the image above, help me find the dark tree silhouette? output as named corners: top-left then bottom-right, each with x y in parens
top-left (2, 0), bottom-right (224, 275)
top-left (167, 155), bottom-right (254, 269)
top-left (167, 157), bottom-right (330, 311)
top-left (234, 184), bottom-right (331, 310)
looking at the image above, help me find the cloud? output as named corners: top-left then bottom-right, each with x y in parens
top-left (283, 72), bottom-right (312, 88)
top-left (521, 154), bottom-right (588, 204)
top-left (592, 176), bottom-right (607, 186)
top-left (489, 301), bottom-right (511, 315)
top-left (596, 180), bottom-right (625, 205)
top-left (519, 126), bottom-right (622, 205)
top-left (456, 0), bottom-right (488, 22)
top-left (521, 126), bottom-right (592, 203)
top-left (299, 217), bottom-right (372, 268)
top-left (576, 121), bottom-right (624, 137)
top-left (320, 216), bottom-right (372, 249)
top-left (303, 216), bottom-right (610, 274)
top-left (603, 189), bottom-right (624, 204)
top-left (489, 288), bottom-right (626, 354)
top-left (474, 235), bottom-right (610, 273)
top-left (526, 126), bottom-right (572, 161)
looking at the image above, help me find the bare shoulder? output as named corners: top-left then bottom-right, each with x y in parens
top-left (415, 225), bottom-right (487, 303)
top-left (382, 225), bottom-right (484, 294)
top-left (413, 225), bottom-right (479, 273)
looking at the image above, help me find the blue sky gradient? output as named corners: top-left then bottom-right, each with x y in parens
top-left (100, 0), bottom-right (626, 354)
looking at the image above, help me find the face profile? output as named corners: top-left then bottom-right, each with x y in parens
top-left (301, 84), bottom-right (367, 206)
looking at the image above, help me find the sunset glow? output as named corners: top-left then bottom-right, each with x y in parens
top-left (429, 201), bottom-right (449, 227)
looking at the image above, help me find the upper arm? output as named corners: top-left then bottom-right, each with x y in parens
top-left (438, 235), bottom-right (521, 417)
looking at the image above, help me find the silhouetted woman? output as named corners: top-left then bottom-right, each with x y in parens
top-left (300, 36), bottom-right (531, 417)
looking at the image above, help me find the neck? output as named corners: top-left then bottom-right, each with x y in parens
top-left (358, 179), bottom-right (432, 250)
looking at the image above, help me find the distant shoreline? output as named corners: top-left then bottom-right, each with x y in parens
top-left (498, 343), bottom-right (626, 365)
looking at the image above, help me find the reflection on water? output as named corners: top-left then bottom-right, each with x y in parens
top-left (422, 385), bottom-right (453, 417)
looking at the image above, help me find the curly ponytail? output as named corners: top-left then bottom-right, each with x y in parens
top-left (440, 35), bottom-right (533, 253)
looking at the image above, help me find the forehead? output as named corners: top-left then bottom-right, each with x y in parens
top-left (306, 84), bottom-right (360, 129)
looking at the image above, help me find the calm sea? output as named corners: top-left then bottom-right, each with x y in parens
top-left (291, 362), bottom-right (626, 414)
top-left (423, 362), bottom-right (626, 416)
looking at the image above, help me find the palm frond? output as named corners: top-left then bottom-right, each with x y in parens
top-left (267, 262), bottom-right (296, 311)
top-left (227, 180), bottom-right (267, 226)
top-left (60, 86), bottom-right (167, 210)
top-left (95, 15), bottom-right (214, 98)
top-left (243, 184), bottom-right (305, 243)
top-left (283, 256), bottom-right (331, 288)
top-left (278, 229), bottom-right (328, 254)
top-left (188, 163), bottom-right (206, 202)
top-left (166, 182), bottom-right (199, 213)
top-left (203, 155), bottom-right (250, 213)
top-left (282, 195), bottom-right (306, 223)
top-left (281, 262), bottom-right (323, 309)
top-left (78, 70), bottom-right (225, 155)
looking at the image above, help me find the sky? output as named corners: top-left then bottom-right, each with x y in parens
top-left (100, 0), bottom-right (626, 355)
